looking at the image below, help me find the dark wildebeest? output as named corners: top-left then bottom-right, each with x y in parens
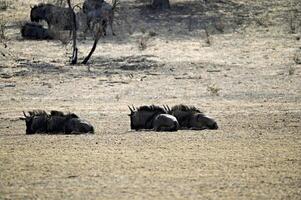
top-left (21, 22), bottom-right (53, 40)
top-left (166, 104), bottom-right (218, 130)
top-left (30, 3), bottom-right (75, 31)
top-left (20, 110), bottom-right (94, 134)
top-left (81, 0), bottom-right (118, 64)
top-left (20, 110), bottom-right (48, 134)
top-left (83, 0), bottom-right (116, 36)
top-left (128, 105), bottom-right (179, 132)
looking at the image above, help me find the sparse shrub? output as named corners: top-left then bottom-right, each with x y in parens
top-left (289, 10), bottom-right (297, 34)
top-left (293, 50), bottom-right (301, 65)
top-left (115, 94), bottom-right (120, 101)
top-left (140, 27), bottom-right (146, 34)
top-left (148, 31), bottom-right (157, 37)
top-left (288, 66), bottom-right (295, 75)
top-left (207, 85), bottom-right (221, 96)
top-left (0, 22), bottom-right (6, 39)
top-left (0, 1), bottom-right (8, 10)
top-left (138, 36), bottom-right (148, 51)
top-left (204, 29), bottom-right (211, 46)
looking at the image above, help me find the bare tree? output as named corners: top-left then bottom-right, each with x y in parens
top-left (66, 0), bottom-right (78, 64)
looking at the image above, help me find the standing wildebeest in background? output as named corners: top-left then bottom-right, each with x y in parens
top-left (83, 0), bottom-right (116, 36)
top-left (128, 105), bottom-right (179, 132)
top-left (20, 110), bottom-right (94, 134)
top-left (166, 104), bottom-right (218, 130)
top-left (30, 3), bottom-right (75, 31)
top-left (21, 22), bottom-right (53, 40)
top-left (81, 0), bottom-right (118, 64)
top-left (83, 0), bottom-right (104, 13)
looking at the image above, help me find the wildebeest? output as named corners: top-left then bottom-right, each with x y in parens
top-left (20, 110), bottom-right (94, 134)
top-left (21, 110), bottom-right (48, 134)
top-left (128, 105), bottom-right (179, 132)
top-left (81, 0), bottom-right (118, 64)
top-left (83, 0), bottom-right (117, 36)
top-left (166, 104), bottom-right (218, 130)
top-left (21, 22), bottom-right (53, 40)
top-left (30, 3), bottom-right (75, 31)
top-left (30, 3), bottom-right (90, 33)
top-left (83, 0), bottom-right (104, 13)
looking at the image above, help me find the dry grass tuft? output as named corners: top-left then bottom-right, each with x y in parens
top-left (0, 0), bottom-right (8, 10)
top-left (293, 50), bottom-right (301, 65)
top-left (0, 22), bottom-right (6, 40)
top-left (288, 66), bottom-right (295, 75)
top-left (207, 85), bottom-right (221, 96)
top-left (138, 36), bottom-right (148, 51)
top-left (204, 29), bottom-right (211, 46)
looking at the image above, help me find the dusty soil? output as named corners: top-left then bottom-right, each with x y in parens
top-left (0, 0), bottom-right (300, 199)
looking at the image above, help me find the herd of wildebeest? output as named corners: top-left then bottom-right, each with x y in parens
top-left (21, 0), bottom-right (118, 63)
top-left (18, 0), bottom-right (218, 134)
top-left (22, 0), bottom-right (117, 38)
top-left (21, 105), bottom-right (218, 134)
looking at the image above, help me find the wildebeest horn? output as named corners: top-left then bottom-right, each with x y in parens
top-left (22, 111), bottom-right (27, 118)
top-left (163, 105), bottom-right (170, 112)
top-left (163, 105), bottom-right (167, 111)
top-left (131, 105), bottom-right (136, 111)
top-left (128, 105), bottom-right (134, 113)
top-left (30, 5), bottom-right (33, 9)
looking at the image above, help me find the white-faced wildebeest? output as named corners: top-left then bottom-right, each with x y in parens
top-left (128, 105), bottom-right (179, 132)
top-left (21, 22), bottom-right (53, 40)
top-left (20, 110), bottom-right (94, 134)
top-left (81, 0), bottom-right (118, 64)
top-left (165, 104), bottom-right (218, 130)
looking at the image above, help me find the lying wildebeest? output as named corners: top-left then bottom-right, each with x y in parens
top-left (20, 110), bottom-right (94, 134)
top-left (128, 105), bottom-right (179, 132)
top-left (81, 0), bottom-right (118, 64)
top-left (21, 22), bottom-right (53, 40)
top-left (30, 3), bottom-right (75, 31)
top-left (165, 104), bottom-right (218, 130)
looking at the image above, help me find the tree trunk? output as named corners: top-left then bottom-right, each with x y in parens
top-left (151, 0), bottom-right (170, 10)
top-left (82, 37), bottom-right (99, 64)
top-left (67, 0), bottom-right (78, 65)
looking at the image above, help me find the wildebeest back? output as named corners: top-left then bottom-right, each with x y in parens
top-left (21, 22), bottom-right (53, 40)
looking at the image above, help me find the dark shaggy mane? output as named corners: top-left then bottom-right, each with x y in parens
top-left (50, 110), bottom-right (64, 116)
top-left (28, 110), bottom-right (48, 116)
top-left (137, 105), bottom-right (166, 113)
top-left (36, 3), bottom-right (54, 8)
top-left (171, 104), bottom-right (202, 113)
top-left (50, 110), bottom-right (79, 118)
top-left (66, 113), bottom-right (79, 118)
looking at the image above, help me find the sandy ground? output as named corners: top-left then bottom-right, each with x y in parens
top-left (0, 0), bottom-right (301, 199)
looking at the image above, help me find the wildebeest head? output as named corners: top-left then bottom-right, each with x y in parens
top-left (153, 113), bottom-right (179, 132)
top-left (20, 110), bottom-right (48, 134)
top-left (189, 113), bottom-right (218, 130)
top-left (30, 4), bottom-right (48, 22)
top-left (128, 105), bottom-right (166, 130)
top-left (169, 104), bottom-right (218, 130)
top-left (21, 110), bottom-right (94, 134)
